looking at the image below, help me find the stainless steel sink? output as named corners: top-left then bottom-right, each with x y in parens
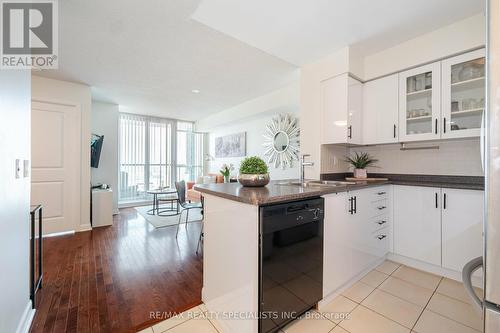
top-left (275, 180), bottom-right (356, 187)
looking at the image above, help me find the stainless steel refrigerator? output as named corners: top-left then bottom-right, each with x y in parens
top-left (463, 1), bottom-right (500, 331)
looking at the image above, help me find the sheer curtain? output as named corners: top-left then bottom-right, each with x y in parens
top-left (119, 114), bottom-right (204, 204)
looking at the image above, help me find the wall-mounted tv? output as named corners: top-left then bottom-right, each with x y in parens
top-left (91, 134), bottom-right (104, 168)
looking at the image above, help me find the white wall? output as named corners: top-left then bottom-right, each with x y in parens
top-left (198, 82), bottom-right (300, 180)
top-left (363, 14), bottom-right (485, 80)
top-left (91, 102), bottom-right (119, 213)
top-left (0, 71), bottom-right (33, 333)
top-left (31, 76), bottom-right (92, 231)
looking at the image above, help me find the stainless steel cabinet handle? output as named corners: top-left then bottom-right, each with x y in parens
top-left (353, 196), bottom-right (357, 214)
top-left (348, 125), bottom-right (352, 139)
top-left (393, 124), bottom-right (396, 138)
top-left (377, 220), bottom-right (387, 225)
top-left (377, 235), bottom-right (387, 240)
top-left (443, 193), bottom-right (447, 209)
top-left (435, 119), bottom-right (438, 134)
top-left (443, 117), bottom-right (447, 133)
top-left (348, 197), bottom-right (353, 214)
top-left (377, 206), bottom-right (386, 210)
top-left (377, 191), bottom-right (386, 195)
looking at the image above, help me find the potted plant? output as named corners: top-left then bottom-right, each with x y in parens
top-left (345, 152), bottom-right (378, 179)
top-left (238, 156), bottom-right (270, 187)
top-left (220, 163), bottom-right (234, 183)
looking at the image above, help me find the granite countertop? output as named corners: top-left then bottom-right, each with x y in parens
top-left (194, 174), bottom-right (484, 206)
top-left (195, 180), bottom-right (390, 206)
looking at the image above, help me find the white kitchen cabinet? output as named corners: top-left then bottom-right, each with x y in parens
top-left (399, 62), bottom-right (441, 142)
top-left (441, 49), bottom-right (485, 139)
top-left (321, 74), bottom-right (363, 145)
top-left (323, 186), bottom-right (390, 297)
top-left (393, 185), bottom-right (442, 266)
top-left (323, 192), bottom-right (352, 297)
top-left (362, 74), bottom-right (399, 144)
top-left (442, 188), bottom-right (484, 272)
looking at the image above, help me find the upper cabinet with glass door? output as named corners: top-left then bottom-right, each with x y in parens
top-left (399, 62), bottom-right (441, 142)
top-left (441, 49), bottom-right (485, 139)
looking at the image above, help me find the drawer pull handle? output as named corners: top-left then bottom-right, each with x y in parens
top-left (377, 235), bottom-right (387, 240)
top-left (377, 206), bottom-right (386, 210)
top-left (377, 192), bottom-right (386, 195)
top-left (377, 220), bottom-right (387, 225)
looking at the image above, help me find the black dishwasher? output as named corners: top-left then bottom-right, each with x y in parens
top-left (259, 197), bottom-right (324, 333)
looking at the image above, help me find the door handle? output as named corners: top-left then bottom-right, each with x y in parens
top-left (377, 235), bottom-right (387, 240)
top-left (377, 220), bottom-right (387, 225)
top-left (348, 125), bottom-right (352, 139)
top-left (377, 206), bottom-right (386, 210)
top-left (377, 191), bottom-right (386, 195)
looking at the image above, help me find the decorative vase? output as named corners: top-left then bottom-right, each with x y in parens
top-left (223, 175), bottom-right (230, 183)
top-left (238, 173), bottom-right (270, 187)
top-left (353, 168), bottom-right (367, 179)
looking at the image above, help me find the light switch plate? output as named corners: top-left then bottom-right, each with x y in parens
top-left (23, 160), bottom-right (30, 178)
top-left (15, 159), bottom-right (21, 179)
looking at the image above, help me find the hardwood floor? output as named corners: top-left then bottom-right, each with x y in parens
top-left (30, 208), bottom-right (203, 333)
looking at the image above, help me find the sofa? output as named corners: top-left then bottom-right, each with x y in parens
top-left (186, 173), bottom-right (224, 202)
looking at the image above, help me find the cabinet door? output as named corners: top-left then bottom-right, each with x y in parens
top-left (399, 62), bottom-right (441, 142)
top-left (363, 74), bottom-right (399, 144)
top-left (322, 74), bottom-right (349, 144)
top-left (323, 192), bottom-right (352, 296)
top-left (441, 49), bottom-right (485, 139)
top-left (347, 77), bottom-right (363, 145)
top-left (394, 185), bottom-right (442, 265)
top-left (442, 189), bottom-right (484, 272)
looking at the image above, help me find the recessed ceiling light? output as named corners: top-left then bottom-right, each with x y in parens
top-left (191, 89), bottom-right (200, 94)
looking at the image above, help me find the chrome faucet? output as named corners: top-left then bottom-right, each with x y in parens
top-left (300, 154), bottom-right (314, 184)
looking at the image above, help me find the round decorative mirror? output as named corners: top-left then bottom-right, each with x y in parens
top-left (273, 131), bottom-right (289, 152)
top-left (263, 114), bottom-right (300, 169)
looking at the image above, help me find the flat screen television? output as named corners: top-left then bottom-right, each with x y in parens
top-left (91, 134), bottom-right (104, 168)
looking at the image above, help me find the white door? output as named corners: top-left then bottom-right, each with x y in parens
top-left (31, 101), bottom-right (81, 234)
top-left (321, 74), bottom-right (349, 144)
top-left (323, 192), bottom-right (352, 297)
top-left (363, 74), bottom-right (399, 144)
top-left (441, 49), bottom-right (485, 139)
top-left (442, 189), bottom-right (484, 272)
top-left (399, 62), bottom-right (441, 142)
top-left (394, 185), bottom-right (442, 265)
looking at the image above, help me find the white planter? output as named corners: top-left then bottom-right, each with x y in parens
top-left (354, 168), bottom-right (367, 179)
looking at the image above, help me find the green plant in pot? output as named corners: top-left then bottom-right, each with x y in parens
top-left (238, 156), bottom-right (270, 187)
top-left (345, 152), bottom-right (378, 179)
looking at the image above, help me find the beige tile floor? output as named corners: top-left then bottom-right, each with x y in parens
top-left (138, 261), bottom-right (483, 333)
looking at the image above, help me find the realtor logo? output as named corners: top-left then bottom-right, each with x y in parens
top-left (1, 0), bottom-right (58, 69)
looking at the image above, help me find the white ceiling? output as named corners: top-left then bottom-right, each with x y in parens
top-left (36, 0), bottom-right (484, 121)
top-left (192, 0), bottom-right (484, 66)
top-left (36, 0), bottom-right (298, 120)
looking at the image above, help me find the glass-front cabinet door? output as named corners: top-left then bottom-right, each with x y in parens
top-left (399, 62), bottom-right (441, 142)
top-left (441, 49), bottom-right (485, 139)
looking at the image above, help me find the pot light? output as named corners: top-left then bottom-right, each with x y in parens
top-left (191, 89), bottom-right (200, 94)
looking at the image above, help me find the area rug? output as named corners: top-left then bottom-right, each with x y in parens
top-left (135, 205), bottom-right (202, 229)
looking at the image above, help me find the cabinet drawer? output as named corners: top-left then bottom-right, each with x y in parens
top-left (367, 187), bottom-right (389, 202)
top-left (370, 215), bottom-right (390, 233)
top-left (368, 199), bottom-right (389, 217)
top-left (371, 228), bottom-right (390, 255)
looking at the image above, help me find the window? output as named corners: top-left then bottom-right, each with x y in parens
top-left (119, 114), bottom-right (204, 204)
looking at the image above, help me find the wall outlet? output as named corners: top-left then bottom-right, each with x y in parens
top-left (23, 160), bottom-right (30, 178)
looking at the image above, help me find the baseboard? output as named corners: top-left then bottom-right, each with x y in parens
top-left (78, 223), bottom-right (93, 232)
top-left (388, 253), bottom-right (483, 288)
top-left (15, 301), bottom-right (35, 333)
top-left (42, 230), bottom-right (75, 238)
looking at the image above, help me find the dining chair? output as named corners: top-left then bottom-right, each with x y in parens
top-left (175, 181), bottom-right (203, 239)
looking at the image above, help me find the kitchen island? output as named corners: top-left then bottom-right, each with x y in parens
top-left (194, 179), bottom-right (389, 333)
